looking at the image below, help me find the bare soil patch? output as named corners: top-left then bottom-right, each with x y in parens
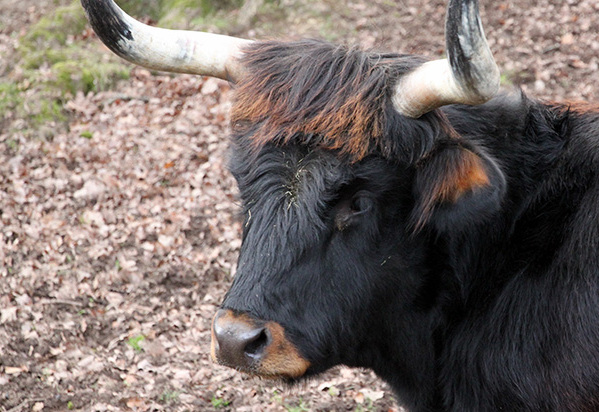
top-left (1, 0), bottom-right (598, 411)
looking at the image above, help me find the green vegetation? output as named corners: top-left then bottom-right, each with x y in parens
top-left (126, 334), bottom-right (146, 352)
top-left (0, 0), bottom-right (261, 137)
top-left (1, 1), bottom-right (130, 136)
top-left (211, 395), bottom-right (232, 408)
top-left (500, 72), bottom-right (515, 87)
top-left (285, 400), bottom-right (310, 412)
top-left (270, 391), bottom-right (310, 412)
top-left (0, 82), bottom-right (22, 119)
top-left (159, 0), bottom-right (243, 28)
top-left (80, 130), bottom-right (93, 139)
top-left (22, 3), bottom-right (87, 49)
top-left (159, 390), bottom-right (180, 404)
top-left (327, 386), bottom-right (340, 397)
top-left (354, 399), bottom-right (375, 412)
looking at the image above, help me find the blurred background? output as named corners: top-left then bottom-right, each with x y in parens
top-left (1, 0), bottom-right (598, 410)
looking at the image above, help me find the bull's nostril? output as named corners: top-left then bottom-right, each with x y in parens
top-left (212, 310), bottom-right (270, 369)
top-left (244, 328), bottom-right (270, 359)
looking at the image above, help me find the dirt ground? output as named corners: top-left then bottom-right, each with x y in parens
top-left (1, 0), bottom-right (599, 411)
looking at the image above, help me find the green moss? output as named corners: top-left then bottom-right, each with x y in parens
top-left (80, 130), bottom-right (93, 139)
top-left (31, 99), bottom-right (67, 127)
top-left (160, 390), bottom-right (181, 404)
top-left (6, 1), bottom-right (132, 135)
top-left (158, 0), bottom-right (201, 28)
top-left (210, 396), bottom-right (231, 408)
top-left (158, 0), bottom-right (245, 29)
top-left (0, 82), bottom-right (22, 117)
top-left (51, 58), bottom-right (129, 95)
top-left (190, 14), bottom-right (233, 31)
top-left (21, 2), bottom-right (87, 49)
top-left (55, 61), bottom-right (89, 94)
top-left (6, 0), bottom-right (286, 136)
top-left (200, 0), bottom-right (244, 13)
top-left (117, 0), bottom-right (163, 21)
top-left (22, 49), bottom-right (63, 71)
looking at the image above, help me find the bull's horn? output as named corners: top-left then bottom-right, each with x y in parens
top-left (80, 0), bottom-right (253, 81)
top-left (392, 0), bottom-right (500, 118)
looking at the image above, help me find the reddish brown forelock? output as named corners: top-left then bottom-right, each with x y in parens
top-left (231, 41), bottom-right (389, 162)
top-left (232, 78), bottom-right (384, 161)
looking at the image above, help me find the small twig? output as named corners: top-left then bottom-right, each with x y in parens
top-left (38, 298), bottom-right (85, 307)
top-left (5, 400), bottom-right (27, 412)
top-left (101, 94), bottom-right (150, 107)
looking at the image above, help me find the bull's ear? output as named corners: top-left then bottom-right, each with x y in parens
top-left (411, 140), bottom-right (505, 232)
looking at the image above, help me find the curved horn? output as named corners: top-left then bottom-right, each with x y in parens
top-left (392, 0), bottom-right (500, 118)
top-left (80, 0), bottom-right (253, 81)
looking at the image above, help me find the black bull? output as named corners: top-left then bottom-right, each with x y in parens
top-left (82, 0), bottom-right (599, 410)
top-left (215, 41), bottom-right (599, 411)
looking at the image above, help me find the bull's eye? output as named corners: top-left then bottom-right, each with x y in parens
top-left (335, 190), bottom-right (373, 231)
top-left (350, 192), bottom-right (372, 214)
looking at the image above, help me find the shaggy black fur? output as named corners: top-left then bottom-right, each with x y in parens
top-left (220, 40), bottom-right (599, 411)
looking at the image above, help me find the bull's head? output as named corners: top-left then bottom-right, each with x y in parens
top-left (82, 0), bottom-right (504, 396)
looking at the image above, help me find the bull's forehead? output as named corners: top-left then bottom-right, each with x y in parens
top-left (227, 143), bottom-right (352, 287)
top-left (232, 142), bottom-right (351, 213)
top-left (282, 149), bottom-right (349, 208)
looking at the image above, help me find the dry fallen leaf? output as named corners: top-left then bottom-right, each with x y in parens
top-left (32, 402), bottom-right (44, 411)
top-left (125, 397), bottom-right (149, 411)
top-left (4, 366), bottom-right (25, 375)
top-left (561, 33), bottom-right (575, 45)
top-left (360, 389), bottom-right (385, 402)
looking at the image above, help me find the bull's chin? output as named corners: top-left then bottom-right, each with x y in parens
top-left (211, 355), bottom-right (311, 382)
top-left (247, 368), bottom-right (310, 383)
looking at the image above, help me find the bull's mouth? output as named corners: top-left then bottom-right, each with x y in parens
top-left (210, 309), bottom-right (311, 379)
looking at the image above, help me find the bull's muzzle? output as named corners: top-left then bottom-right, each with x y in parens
top-left (210, 309), bottom-right (310, 379)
